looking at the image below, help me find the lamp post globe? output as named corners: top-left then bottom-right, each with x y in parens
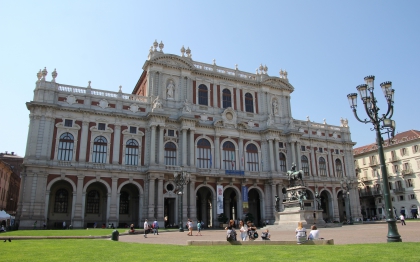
top-left (347, 75), bottom-right (401, 242)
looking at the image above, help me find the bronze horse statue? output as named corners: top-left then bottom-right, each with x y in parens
top-left (286, 170), bottom-right (304, 186)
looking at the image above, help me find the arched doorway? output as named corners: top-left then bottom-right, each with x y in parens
top-left (85, 182), bottom-right (108, 228)
top-left (223, 187), bottom-right (238, 221)
top-left (248, 188), bottom-right (261, 226)
top-left (196, 186), bottom-right (213, 228)
top-left (118, 183), bottom-right (140, 228)
top-left (48, 180), bottom-right (73, 229)
top-left (320, 190), bottom-right (333, 222)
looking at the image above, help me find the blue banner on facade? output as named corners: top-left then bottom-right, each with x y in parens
top-left (242, 185), bottom-right (248, 202)
top-left (225, 170), bottom-right (245, 176)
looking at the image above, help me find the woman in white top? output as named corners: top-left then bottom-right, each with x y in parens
top-left (239, 220), bottom-right (248, 241)
top-left (308, 225), bottom-right (320, 240)
top-left (295, 222), bottom-right (307, 244)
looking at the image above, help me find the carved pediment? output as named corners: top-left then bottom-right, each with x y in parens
top-left (151, 56), bottom-right (193, 70)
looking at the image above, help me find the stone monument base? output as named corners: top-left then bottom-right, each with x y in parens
top-left (274, 200), bottom-right (326, 228)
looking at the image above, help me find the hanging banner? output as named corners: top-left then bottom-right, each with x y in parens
top-left (242, 185), bottom-right (249, 213)
top-left (217, 185), bottom-right (224, 214)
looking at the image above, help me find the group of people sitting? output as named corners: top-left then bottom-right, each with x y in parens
top-left (296, 222), bottom-right (322, 244)
top-left (225, 220), bottom-right (271, 241)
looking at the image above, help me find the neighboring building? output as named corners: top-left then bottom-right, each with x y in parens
top-left (354, 130), bottom-right (420, 220)
top-left (18, 41), bottom-right (360, 229)
top-left (0, 152), bottom-right (22, 215)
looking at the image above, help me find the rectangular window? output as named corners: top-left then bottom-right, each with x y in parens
top-left (168, 130), bottom-right (175, 137)
top-left (391, 197), bottom-right (394, 202)
top-left (319, 148), bottom-right (323, 153)
top-left (407, 179), bottom-right (413, 187)
top-left (335, 149), bottom-right (339, 154)
top-left (413, 145), bottom-right (419, 153)
top-left (64, 119), bottom-right (73, 127)
top-left (399, 195), bottom-right (404, 201)
top-left (393, 165), bottom-right (399, 173)
top-left (129, 126), bottom-right (137, 134)
top-left (301, 146), bottom-right (305, 151)
top-left (378, 198), bottom-right (382, 204)
top-left (389, 182), bottom-right (392, 190)
top-left (98, 123), bottom-right (106, 130)
top-left (410, 194), bottom-right (416, 200)
top-left (279, 142), bottom-right (284, 148)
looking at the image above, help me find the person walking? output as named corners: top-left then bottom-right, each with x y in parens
top-left (400, 214), bottom-right (406, 225)
top-left (187, 219), bottom-right (193, 236)
top-left (143, 219), bottom-right (148, 238)
top-left (196, 220), bottom-right (202, 236)
top-left (153, 219), bottom-right (159, 235)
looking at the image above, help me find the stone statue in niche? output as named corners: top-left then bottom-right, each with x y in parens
top-left (166, 80), bottom-right (175, 99)
top-left (152, 96), bottom-right (163, 111)
top-left (272, 100), bottom-right (279, 115)
top-left (183, 99), bottom-right (191, 113)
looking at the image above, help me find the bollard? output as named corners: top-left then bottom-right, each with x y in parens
top-left (111, 230), bottom-right (119, 241)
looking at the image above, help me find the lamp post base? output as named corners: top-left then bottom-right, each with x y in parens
top-left (386, 218), bottom-right (402, 242)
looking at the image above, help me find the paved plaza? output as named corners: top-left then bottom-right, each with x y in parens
top-left (118, 222), bottom-right (420, 245)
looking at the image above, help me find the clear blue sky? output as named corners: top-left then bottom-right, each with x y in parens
top-left (1, 1), bottom-right (419, 157)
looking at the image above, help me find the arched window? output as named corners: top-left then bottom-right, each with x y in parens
top-left (222, 141), bottom-right (236, 170)
top-left (54, 189), bottom-right (68, 213)
top-left (86, 190), bottom-right (100, 214)
top-left (119, 191), bottom-right (129, 214)
top-left (319, 157), bottom-right (327, 176)
top-left (197, 138), bottom-right (211, 169)
top-left (279, 153), bottom-right (286, 172)
top-left (245, 93), bottom-right (254, 113)
top-left (125, 139), bottom-right (139, 166)
top-left (222, 89), bottom-right (232, 108)
top-left (92, 136), bottom-right (107, 163)
top-left (246, 144), bottom-right (259, 171)
top-left (198, 84), bottom-right (208, 106)
top-left (335, 159), bottom-right (343, 177)
top-left (164, 142), bottom-right (177, 166)
top-left (57, 133), bottom-right (74, 161)
top-left (301, 155), bottom-right (309, 176)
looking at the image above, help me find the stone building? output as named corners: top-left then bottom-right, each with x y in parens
top-left (354, 130), bottom-right (420, 220)
top-left (0, 152), bottom-right (22, 215)
top-left (18, 41), bottom-right (360, 229)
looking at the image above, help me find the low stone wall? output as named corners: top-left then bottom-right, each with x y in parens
top-left (187, 239), bottom-right (334, 245)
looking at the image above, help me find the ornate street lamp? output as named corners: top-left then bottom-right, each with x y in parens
top-left (174, 167), bottom-right (190, 232)
top-left (347, 75), bottom-right (401, 242)
top-left (340, 179), bottom-right (353, 225)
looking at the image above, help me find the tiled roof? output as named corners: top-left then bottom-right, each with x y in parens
top-left (353, 130), bottom-right (420, 155)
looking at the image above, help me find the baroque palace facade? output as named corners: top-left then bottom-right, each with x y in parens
top-left (18, 41), bottom-right (361, 229)
top-left (354, 130), bottom-right (420, 220)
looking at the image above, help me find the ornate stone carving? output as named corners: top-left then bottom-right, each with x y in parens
top-left (129, 104), bottom-right (139, 113)
top-left (99, 99), bottom-right (109, 109)
top-left (65, 95), bottom-right (77, 105)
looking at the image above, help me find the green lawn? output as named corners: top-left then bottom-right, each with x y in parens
top-left (0, 228), bottom-right (178, 236)
top-left (0, 240), bottom-right (418, 262)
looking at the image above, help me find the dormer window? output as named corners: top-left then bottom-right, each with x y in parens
top-left (64, 119), bottom-right (73, 127)
top-left (98, 123), bottom-right (106, 130)
top-left (129, 126), bottom-right (137, 134)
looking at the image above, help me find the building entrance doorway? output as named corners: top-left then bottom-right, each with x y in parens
top-left (164, 198), bottom-right (176, 228)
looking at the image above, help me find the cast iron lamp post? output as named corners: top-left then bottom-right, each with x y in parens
top-left (347, 75), bottom-right (401, 242)
top-left (340, 179), bottom-right (353, 225)
top-left (174, 167), bottom-right (190, 232)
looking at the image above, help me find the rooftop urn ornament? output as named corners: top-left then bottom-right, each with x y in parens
top-left (180, 45), bottom-right (185, 57)
top-left (51, 68), bottom-right (58, 82)
top-left (153, 40), bottom-right (158, 51)
top-left (280, 69), bottom-right (284, 78)
top-left (87, 81), bottom-right (91, 88)
top-left (36, 69), bottom-right (42, 81)
top-left (235, 64), bottom-right (238, 70)
top-left (41, 67), bottom-right (48, 80)
top-left (119, 85), bottom-right (122, 93)
top-left (186, 47), bottom-right (191, 58)
top-left (159, 41), bottom-right (164, 52)
top-left (284, 70), bottom-right (288, 79)
top-left (259, 64), bottom-right (264, 72)
top-left (264, 64), bottom-right (268, 74)
top-left (213, 59), bottom-right (216, 65)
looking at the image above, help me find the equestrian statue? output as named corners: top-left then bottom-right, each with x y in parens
top-left (286, 163), bottom-right (304, 187)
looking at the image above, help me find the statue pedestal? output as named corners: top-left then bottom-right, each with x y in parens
top-left (274, 200), bottom-right (326, 228)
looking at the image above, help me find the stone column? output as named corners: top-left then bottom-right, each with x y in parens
top-left (79, 121), bottom-right (89, 162)
top-left (328, 150), bottom-right (334, 177)
top-left (311, 148), bottom-right (317, 176)
top-left (274, 139), bottom-right (280, 172)
top-left (215, 135), bottom-right (220, 169)
top-left (72, 175), bottom-right (85, 227)
top-left (239, 137), bottom-right (244, 170)
top-left (112, 125), bottom-right (121, 164)
top-left (158, 127), bottom-right (165, 165)
top-left (332, 186), bottom-right (340, 222)
top-left (189, 130), bottom-right (195, 167)
top-left (296, 141), bottom-right (302, 170)
top-left (157, 178), bottom-right (164, 220)
top-left (182, 128), bottom-right (187, 166)
top-left (148, 176), bottom-right (155, 219)
top-left (268, 139), bottom-right (275, 172)
top-left (188, 176), bottom-right (197, 222)
top-left (108, 177), bottom-right (118, 222)
top-left (150, 126), bottom-right (156, 165)
top-left (290, 141), bottom-right (296, 167)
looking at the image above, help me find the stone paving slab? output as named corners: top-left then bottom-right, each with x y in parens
top-left (117, 223), bottom-right (420, 245)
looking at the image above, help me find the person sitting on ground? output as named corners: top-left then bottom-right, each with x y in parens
top-left (226, 220), bottom-right (237, 241)
top-left (261, 229), bottom-right (271, 240)
top-left (295, 222), bottom-right (307, 244)
top-left (246, 221), bottom-right (257, 240)
top-left (308, 225), bottom-right (321, 240)
top-left (130, 223), bottom-right (135, 233)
